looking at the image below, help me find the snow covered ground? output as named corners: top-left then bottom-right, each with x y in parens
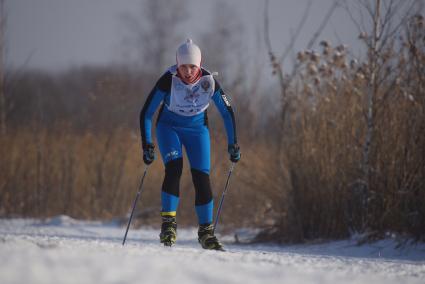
top-left (1, 215), bottom-right (424, 284)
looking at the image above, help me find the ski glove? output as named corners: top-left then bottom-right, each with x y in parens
top-left (228, 144), bottom-right (241, 163)
top-left (143, 143), bottom-right (155, 165)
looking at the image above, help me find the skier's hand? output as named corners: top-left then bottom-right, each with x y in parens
top-left (143, 143), bottom-right (155, 165)
top-left (228, 144), bottom-right (241, 163)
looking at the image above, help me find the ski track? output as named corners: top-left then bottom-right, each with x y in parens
top-left (0, 216), bottom-right (424, 284)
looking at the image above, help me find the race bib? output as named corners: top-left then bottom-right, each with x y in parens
top-left (168, 75), bottom-right (215, 116)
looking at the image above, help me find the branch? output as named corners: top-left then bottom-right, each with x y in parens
top-left (277, 0), bottom-right (313, 64)
top-left (341, 1), bottom-right (364, 35)
top-left (264, 0), bottom-right (273, 55)
top-left (378, 0), bottom-right (418, 53)
top-left (286, 0), bottom-right (340, 83)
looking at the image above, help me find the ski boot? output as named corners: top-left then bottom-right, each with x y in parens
top-left (198, 224), bottom-right (224, 251)
top-left (159, 215), bottom-right (177, 246)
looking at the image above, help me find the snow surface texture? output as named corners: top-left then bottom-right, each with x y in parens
top-left (1, 215), bottom-right (424, 284)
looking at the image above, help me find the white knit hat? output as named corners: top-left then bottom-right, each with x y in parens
top-left (176, 39), bottom-right (202, 67)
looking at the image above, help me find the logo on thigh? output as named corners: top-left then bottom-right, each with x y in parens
top-left (165, 150), bottom-right (180, 160)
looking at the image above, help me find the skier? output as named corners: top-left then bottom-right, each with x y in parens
top-left (139, 39), bottom-right (240, 250)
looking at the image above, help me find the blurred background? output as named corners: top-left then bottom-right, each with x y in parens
top-left (1, 0), bottom-right (424, 243)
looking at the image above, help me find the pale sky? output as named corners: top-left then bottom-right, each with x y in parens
top-left (5, 0), bottom-right (383, 71)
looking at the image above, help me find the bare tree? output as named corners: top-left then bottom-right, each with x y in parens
top-left (343, 0), bottom-right (420, 231)
top-left (361, 0), bottom-right (381, 231)
top-left (120, 0), bottom-right (188, 75)
top-left (0, 0), bottom-right (6, 135)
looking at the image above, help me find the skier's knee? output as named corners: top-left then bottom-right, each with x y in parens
top-left (191, 168), bottom-right (212, 205)
top-left (162, 158), bottom-right (183, 196)
top-left (165, 158), bottom-right (183, 177)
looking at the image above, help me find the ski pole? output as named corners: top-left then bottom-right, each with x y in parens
top-left (213, 162), bottom-right (235, 233)
top-left (122, 165), bottom-right (149, 246)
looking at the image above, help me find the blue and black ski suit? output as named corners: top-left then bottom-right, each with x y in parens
top-left (140, 65), bottom-right (237, 225)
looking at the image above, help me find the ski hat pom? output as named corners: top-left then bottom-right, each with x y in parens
top-left (176, 38), bottom-right (202, 67)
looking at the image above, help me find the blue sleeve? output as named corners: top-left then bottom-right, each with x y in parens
top-left (140, 71), bottom-right (172, 147)
top-left (212, 88), bottom-right (237, 145)
top-left (140, 88), bottom-right (165, 147)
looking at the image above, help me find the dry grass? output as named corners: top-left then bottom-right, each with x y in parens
top-left (0, 125), bottom-right (277, 231)
top-left (259, 15), bottom-right (425, 242)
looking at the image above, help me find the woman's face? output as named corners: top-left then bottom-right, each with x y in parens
top-left (178, 64), bottom-right (200, 82)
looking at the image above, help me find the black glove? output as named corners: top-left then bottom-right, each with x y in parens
top-left (228, 144), bottom-right (241, 163)
top-left (143, 143), bottom-right (155, 165)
